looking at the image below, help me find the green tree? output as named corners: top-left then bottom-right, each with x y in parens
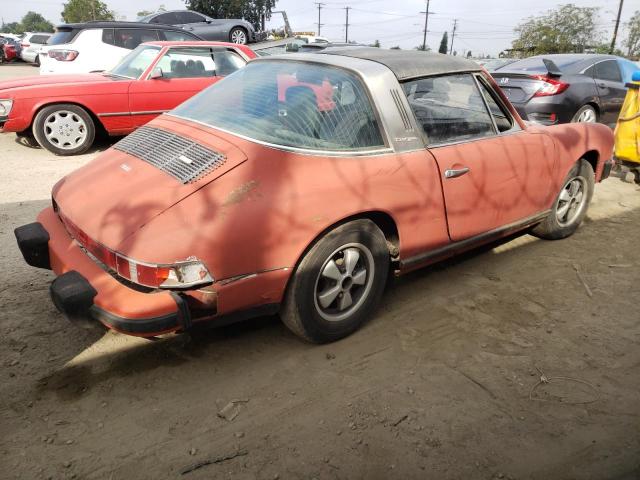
top-left (511, 4), bottom-right (600, 55)
top-left (1, 22), bottom-right (22, 33)
top-left (625, 10), bottom-right (640, 57)
top-left (20, 12), bottom-right (54, 32)
top-left (62, 0), bottom-right (115, 23)
top-left (184, 0), bottom-right (277, 31)
top-left (438, 31), bottom-right (448, 54)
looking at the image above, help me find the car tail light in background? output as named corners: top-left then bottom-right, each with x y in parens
top-left (21, 42), bottom-right (30, 48)
top-left (530, 75), bottom-right (570, 97)
top-left (48, 49), bottom-right (79, 61)
top-left (58, 212), bottom-right (213, 289)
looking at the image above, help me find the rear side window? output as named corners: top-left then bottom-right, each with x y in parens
top-left (403, 74), bottom-right (495, 145)
top-left (176, 12), bottom-right (205, 23)
top-left (151, 12), bottom-right (179, 24)
top-left (159, 30), bottom-right (201, 41)
top-left (156, 47), bottom-right (246, 78)
top-left (48, 28), bottom-right (80, 45)
top-left (595, 60), bottom-right (622, 82)
top-left (30, 34), bottom-right (51, 44)
top-left (102, 28), bottom-right (115, 46)
top-left (113, 29), bottom-right (159, 49)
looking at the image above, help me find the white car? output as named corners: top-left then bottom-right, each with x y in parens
top-left (20, 32), bottom-right (52, 65)
top-left (39, 21), bottom-right (202, 75)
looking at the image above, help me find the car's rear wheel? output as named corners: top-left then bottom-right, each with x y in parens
top-left (32, 104), bottom-right (95, 156)
top-left (531, 159), bottom-right (594, 240)
top-left (229, 27), bottom-right (248, 44)
top-left (571, 105), bottom-right (597, 123)
top-left (281, 219), bottom-right (390, 343)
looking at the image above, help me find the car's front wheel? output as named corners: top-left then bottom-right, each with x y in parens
top-left (229, 27), bottom-right (248, 44)
top-left (531, 159), bottom-right (594, 240)
top-left (571, 104), bottom-right (597, 123)
top-left (281, 219), bottom-right (390, 343)
top-left (32, 104), bottom-right (95, 156)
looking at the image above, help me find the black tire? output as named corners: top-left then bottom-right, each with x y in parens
top-left (229, 27), bottom-right (248, 44)
top-left (16, 131), bottom-right (40, 148)
top-left (571, 104), bottom-right (598, 123)
top-left (34, 56), bottom-right (40, 67)
top-left (531, 159), bottom-right (594, 240)
top-left (32, 104), bottom-right (95, 156)
top-left (281, 219), bottom-right (390, 343)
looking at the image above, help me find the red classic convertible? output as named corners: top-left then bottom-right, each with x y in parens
top-left (15, 49), bottom-right (614, 343)
top-left (0, 41), bottom-right (255, 155)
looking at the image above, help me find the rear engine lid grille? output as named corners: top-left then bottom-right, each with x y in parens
top-left (114, 126), bottom-right (226, 184)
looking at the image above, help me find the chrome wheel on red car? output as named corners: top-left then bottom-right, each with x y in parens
top-left (282, 220), bottom-right (390, 343)
top-left (32, 104), bottom-right (96, 156)
top-left (555, 177), bottom-right (587, 227)
top-left (314, 243), bottom-right (375, 322)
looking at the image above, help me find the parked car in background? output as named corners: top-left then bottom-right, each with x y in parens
top-left (139, 10), bottom-right (262, 45)
top-left (14, 49), bottom-right (613, 343)
top-left (39, 22), bottom-right (203, 75)
top-left (20, 32), bottom-right (52, 65)
top-left (0, 37), bottom-right (21, 63)
top-left (0, 41), bottom-right (254, 155)
top-left (476, 58), bottom-right (516, 71)
top-left (491, 54), bottom-right (638, 126)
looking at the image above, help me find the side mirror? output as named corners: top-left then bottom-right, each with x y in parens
top-left (150, 67), bottom-right (163, 79)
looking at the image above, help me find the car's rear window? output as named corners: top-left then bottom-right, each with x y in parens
top-left (29, 34), bottom-right (51, 44)
top-left (48, 28), bottom-right (80, 45)
top-left (171, 61), bottom-right (386, 152)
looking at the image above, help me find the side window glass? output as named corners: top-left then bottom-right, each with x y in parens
top-left (595, 60), bottom-right (622, 82)
top-left (160, 30), bottom-right (198, 41)
top-left (177, 12), bottom-right (205, 23)
top-left (583, 65), bottom-right (594, 77)
top-left (152, 13), bottom-right (176, 24)
top-left (155, 48), bottom-right (246, 78)
top-left (113, 29), bottom-right (159, 49)
top-left (402, 74), bottom-right (495, 145)
top-left (102, 28), bottom-right (115, 46)
top-left (477, 78), bottom-right (513, 133)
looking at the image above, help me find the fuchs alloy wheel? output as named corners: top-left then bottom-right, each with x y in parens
top-left (32, 104), bottom-right (95, 156)
top-left (571, 105), bottom-right (597, 123)
top-left (532, 159), bottom-right (594, 240)
top-left (229, 27), bottom-right (248, 44)
top-left (281, 219), bottom-right (390, 343)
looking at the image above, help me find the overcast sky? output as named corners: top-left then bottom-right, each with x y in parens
top-left (1, 0), bottom-right (638, 56)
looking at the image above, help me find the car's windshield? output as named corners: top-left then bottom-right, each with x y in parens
top-left (109, 45), bottom-right (161, 78)
top-left (171, 60), bottom-right (386, 152)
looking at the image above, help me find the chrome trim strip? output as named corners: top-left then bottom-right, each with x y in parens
top-left (98, 110), bottom-right (169, 117)
top-left (400, 210), bottom-right (550, 270)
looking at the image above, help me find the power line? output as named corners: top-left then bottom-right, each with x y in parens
top-left (315, 2), bottom-right (325, 35)
top-left (344, 6), bottom-right (351, 42)
top-left (449, 18), bottom-right (457, 55)
top-left (610, 0), bottom-right (624, 53)
top-left (420, 0), bottom-right (432, 51)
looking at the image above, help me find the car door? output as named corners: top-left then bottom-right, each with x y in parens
top-left (593, 59), bottom-right (626, 125)
top-left (175, 11), bottom-right (218, 40)
top-left (128, 46), bottom-right (247, 128)
top-left (403, 73), bottom-right (556, 242)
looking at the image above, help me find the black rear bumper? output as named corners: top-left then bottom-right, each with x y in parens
top-left (14, 222), bottom-right (51, 269)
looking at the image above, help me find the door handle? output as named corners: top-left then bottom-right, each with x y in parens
top-left (444, 167), bottom-right (470, 179)
top-left (597, 82), bottom-right (607, 88)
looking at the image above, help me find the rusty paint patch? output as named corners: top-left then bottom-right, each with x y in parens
top-left (223, 180), bottom-right (259, 206)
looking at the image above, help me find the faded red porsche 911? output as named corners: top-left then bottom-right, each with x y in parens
top-left (0, 41), bottom-right (255, 155)
top-left (15, 49), bottom-right (614, 343)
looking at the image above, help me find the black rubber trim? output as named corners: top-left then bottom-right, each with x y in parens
top-left (171, 292), bottom-right (192, 330)
top-left (14, 222), bottom-right (51, 269)
top-left (401, 210), bottom-right (550, 269)
top-left (601, 160), bottom-right (613, 180)
top-left (90, 306), bottom-right (180, 334)
top-left (50, 270), bottom-right (97, 328)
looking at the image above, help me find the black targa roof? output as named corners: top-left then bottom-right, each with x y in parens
top-left (321, 47), bottom-right (482, 81)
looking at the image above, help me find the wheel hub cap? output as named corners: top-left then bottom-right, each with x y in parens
top-left (314, 243), bottom-right (375, 322)
top-left (43, 110), bottom-right (87, 150)
top-left (556, 177), bottom-right (586, 226)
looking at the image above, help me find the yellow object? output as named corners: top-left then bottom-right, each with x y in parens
top-left (614, 81), bottom-right (640, 165)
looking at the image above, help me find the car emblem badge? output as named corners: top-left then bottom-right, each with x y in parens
top-left (500, 77), bottom-right (509, 85)
top-left (120, 163), bottom-right (131, 172)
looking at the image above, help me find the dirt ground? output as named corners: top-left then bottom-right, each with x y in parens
top-left (1, 63), bottom-right (639, 480)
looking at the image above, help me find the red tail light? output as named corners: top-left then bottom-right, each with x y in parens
top-left (530, 75), bottom-right (570, 97)
top-left (58, 212), bottom-right (213, 289)
top-left (48, 49), bottom-right (79, 61)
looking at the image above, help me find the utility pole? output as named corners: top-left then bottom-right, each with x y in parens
top-left (345, 6), bottom-right (351, 43)
top-left (420, 0), bottom-right (431, 51)
top-left (449, 19), bottom-right (457, 55)
top-left (315, 2), bottom-right (324, 36)
top-left (610, 0), bottom-right (624, 54)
